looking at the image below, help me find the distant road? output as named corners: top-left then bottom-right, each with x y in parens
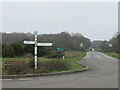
top-left (2, 51), bottom-right (118, 88)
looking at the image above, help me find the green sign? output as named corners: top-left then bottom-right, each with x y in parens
top-left (57, 48), bottom-right (65, 51)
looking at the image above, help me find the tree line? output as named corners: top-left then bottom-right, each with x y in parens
top-left (109, 32), bottom-right (119, 53)
top-left (2, 32), bottom-right (91, 57)
top-left (91, 32), bottom-right (119, 53)
top-left (2, 43), bottom-right (52, 58)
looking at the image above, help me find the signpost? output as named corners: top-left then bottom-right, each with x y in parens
top-left (109, 43), bottom-right (112, 48)
top-left (57, 48), bottom-right (64, 51)
top-left (23, 31), bottom-right (53, 69)
top-left (109, 43), bottom-right (112, 53)
top-left (80, 43), bottom-right (83, 48)
top-left (57, 48), bottom-right (65, 59)
top-left (80, 43), bottom-right (84, 51)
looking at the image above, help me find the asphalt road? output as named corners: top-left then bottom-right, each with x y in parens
top-left (2, 51), bottom-right (118, 88)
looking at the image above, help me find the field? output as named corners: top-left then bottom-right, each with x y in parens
top-left (102, 52), bottom-right (120, 59)
top-left (2, 51), bottom-right (86, 75)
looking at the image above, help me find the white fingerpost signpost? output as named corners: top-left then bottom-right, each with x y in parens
top-left (80, 43), bottom-right (83, 48)
top-left (80, 43), bottom-right (84, 51)
top-left (109, 43), bottom-right (112, 48)
top-left (23, 31), bottom-right (53, 69)
top-left (109, 43), bottom-right (112, 54)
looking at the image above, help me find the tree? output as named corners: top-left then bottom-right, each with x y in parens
top-left (2, 32), bottom-right (91, 51)
top-left (100, 40), bottom-right (109, 52)
top-left (11, 43), bottom-right (24, 56)
top-left (38, 47), bottom-right (51, 57)
top-left (2, 45), bottom-right (15, 57)
top-left (109, 32), bottom-right (120, 53)
top-left (23, 45), bottom-right (34, 55)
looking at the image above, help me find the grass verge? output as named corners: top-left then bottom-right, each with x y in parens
top-left (2, 51), bottom-right (87, 77)
top-left (102, 52), bottom-right (120, 59)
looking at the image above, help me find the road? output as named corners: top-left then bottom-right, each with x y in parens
top-left (2, 51), bottom-right (118, 88)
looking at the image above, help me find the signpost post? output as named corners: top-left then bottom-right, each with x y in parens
top-left (57, 48), bottom-right (65, 59)
top-left (23, 31), bottom-right (53, 69)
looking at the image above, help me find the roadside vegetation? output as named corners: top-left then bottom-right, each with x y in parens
top-left (1, 32), bottom-right (90, 76)
top-left (92, 32), bottom-right (119, 59)
top-left (2, 51), bottom-right (86, 75)
top-left (102, 52), bottom-right (120, 59)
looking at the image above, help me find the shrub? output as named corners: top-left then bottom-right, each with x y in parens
top-left (24, 45), bottom-right (34, 55)
top-left (38, 47), bottom-right (51, 57)
top-left (27, 59), bottom-right (35, 69)
top-left (11, 43), bottom-right (24, 56)
top-left (3, 59), bottom-right (69, 75)
top-left (38, 60), bottom-right (69, 72)
top-left (4, 64), bottom-right (26, 75)
top-left (48, 51), bottom-right (64, 58)
top-left (2, 45), bottom-right (15, 58)
top-left (24, 53), bottom-right (33, 58)
top-left (49, 60), bottom-right (68, 71)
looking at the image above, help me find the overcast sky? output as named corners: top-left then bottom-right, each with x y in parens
top-left (2, 2), bottom-right (118, 41)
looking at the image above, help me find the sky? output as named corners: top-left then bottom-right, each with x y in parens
top-left (1, 2), bottom-right (118, 41)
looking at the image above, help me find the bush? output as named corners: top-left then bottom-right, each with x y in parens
top-left (3, 59), bottom-right (69, 75)
top-left (4, 64), bottom-right (26, 75)
top-left (48, 51), bottom-right (64, 58)
top-left (24, 45), bottom-right (34, 55)
top-left (38, 47), bottom-right (51, 57)
top-left (24, 53), bottom-right (33, 58)
top-left (11, 43), bottom-right (24, 56)
top-left (23, 60), bottom-right (68, 74)
top-left (38, 60), bottom-right (69, 72)
top-left (2, 45), bottom-right (15, 58)
top-left (27, 59), bottom-right (35, 69)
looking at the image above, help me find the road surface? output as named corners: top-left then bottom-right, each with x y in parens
top-left (2, 51), bottom-right (118, 88)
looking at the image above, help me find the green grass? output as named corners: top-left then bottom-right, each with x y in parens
top-left (65, 51), bottom-right (82, 58)
top-left (64, 51), bottom-right (86, 70)
top-left (2, 51), bottom-right (87, 75)
top-left (102, 52), bottom-right (120, 59)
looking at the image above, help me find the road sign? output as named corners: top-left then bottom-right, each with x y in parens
top-left (80, 43), bottom-right (83, 47)
top-left (23, 41), bottom-right (35, 44)
top-left (57, 48), bottom-right (65, 59)
top-left (37, 43), bottom-right (53, 46)
top-left (109, 43), bottom-right (112, 48)
top-left (23, 31), bottom-right (53, 69)
top-left (57, 48), bottom-right (65, 51)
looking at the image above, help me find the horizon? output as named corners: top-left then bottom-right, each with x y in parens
top-left (1, 31), bottom-right (114, 41)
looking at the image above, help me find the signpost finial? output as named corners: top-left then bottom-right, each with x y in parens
top-left (34, 31), bottom-right (38, 35)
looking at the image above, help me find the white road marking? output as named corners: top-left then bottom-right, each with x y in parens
top-left (2, 79), bottom-right (12, 81)
top-left (2, 77), bottom-right (118, 81)
top-left (97, 55), bottom-right (101, 58)
top-left (80, 78), bottom-right (96, 80)
top-left (20, 78), bottom-right (33, 81)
